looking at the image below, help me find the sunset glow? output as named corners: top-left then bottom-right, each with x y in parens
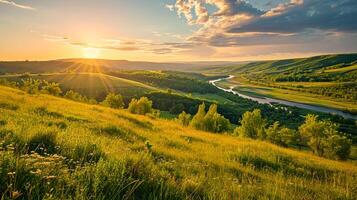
top-left (82, 47), bottom-right (101, 59)
top-left (1, 0), bottom-right (357, 61)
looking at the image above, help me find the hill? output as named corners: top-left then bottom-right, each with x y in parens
top-left (206, 54), bottom-right (357, 80)
top-left (204, 54), bottom-right (357, 113)
top-left (1, 73), bottom-right (158, 100)
top-left (0, 85), bottom-right (357, 199)
top-left (0, 59), bottom-right (241, 74)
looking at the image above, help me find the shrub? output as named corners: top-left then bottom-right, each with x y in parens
top-left (190, 103), bottom-right (206, 130)
top-left (203, 104), bottom-right (230, 133)
top-left (21, 78), bottom-right (41, 94)
top-left (189, 103), bottom-right (230, 133)
top-left (299, 114), bottom-right (351, 160)
top-left (177, 111), bottom-right (191, 126)
top-left (101, 93), bottom-right (124, 109)
top-left (128, 97), bottom-right (153, 115)
top-left (41, 80), bottom-right (62, 96)
top-left (266, 122), bottom-right (300, 147)
top-left (234, 109), bottom-right (266, 139)
top-left (324, 134), bottom-right (352, 160)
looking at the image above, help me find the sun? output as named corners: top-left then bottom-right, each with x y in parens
top-left (82, 47), bottom-right (101, 58)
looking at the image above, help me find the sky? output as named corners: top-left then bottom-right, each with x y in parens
top-left (0, 0), bottom-right (357, 61)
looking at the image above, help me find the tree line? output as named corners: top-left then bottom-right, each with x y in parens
top-left (177, 103), bottom-right (352, 161)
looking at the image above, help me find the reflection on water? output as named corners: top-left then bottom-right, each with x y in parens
top-left (209, 75), bottom-right (357, 120)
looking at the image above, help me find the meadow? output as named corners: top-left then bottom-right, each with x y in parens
top-left (1, 84), bottom-right (357, 199)
top-left (205, 54), bottom-right (357, 114)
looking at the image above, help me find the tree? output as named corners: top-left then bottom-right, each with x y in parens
top-left (177, 111), bottom-right (191, 126)
top-left (21, 78), bottom-right (41, 94)
top-left (266, 122), bottom-right (300, 147)
top-left (234, 109), bottom-right (266, 139)
top-left (203, 104), bottom-right (230, 133)
top-left (101, 93), bottom-right (124, 109)
top-left (169, 103), bottom-right (185, 114)
top-left (299, 114), bottom-right (351, 160)
top-left (189, 103), bottom-right (230, 133)
top-left (190, 103), bottom-right (206, 130)
top-left (128, 97), bottom-right (153, 115)
top-left (324, 134), bottom-right (351, 160)
top-left (299, 114), bottom-right (329, 156)
top-left (41, 81), bottom-right (62, 96)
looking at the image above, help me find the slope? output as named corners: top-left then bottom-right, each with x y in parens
top-left (0, 85), bottom-right (356, 199)
top-left (1, 72), bottom-right (159, 100)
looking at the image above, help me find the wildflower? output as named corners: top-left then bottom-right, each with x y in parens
top-left (7, 172), bottom-right (16, 176)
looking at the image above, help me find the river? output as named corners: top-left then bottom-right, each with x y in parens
top-left (209, 75), bottom-right (357, 120)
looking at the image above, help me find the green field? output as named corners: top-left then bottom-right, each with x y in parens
top-left (325, 64), bottom-right (357, 73)
top-left (219, 78), bottom-right (357, 114)
top-left (204, 54), bottom-right (357, 114)
top-left (1, 73), bottom-right (159, 100)
top-left (1, 85), bottom-right (357, 199)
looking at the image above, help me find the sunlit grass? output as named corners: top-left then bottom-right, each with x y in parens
top-left (1, 85), bottom-right (357, 199)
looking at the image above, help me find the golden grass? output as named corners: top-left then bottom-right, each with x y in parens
top-left (1, 85), bottom-right (357, 199)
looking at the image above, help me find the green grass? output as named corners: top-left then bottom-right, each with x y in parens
top-left (325, 64), bottom-right (357, 73)
top-left (220, 77), bottom-right (357, 113)
top-left (1, 85), bottom-right (357, 199)
top-left (1, 72), bottom-right (159, 99)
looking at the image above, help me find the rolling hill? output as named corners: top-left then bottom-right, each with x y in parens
top-left (1, 73), bottom-right (159, 100)
top-left (0, 85), bottom-right (356, 199)
top-left (204, 53), bottom-right (357, 114)
top-left (0, 59), bottom-right (241, 74)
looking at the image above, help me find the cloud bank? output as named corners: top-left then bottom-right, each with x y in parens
top-left (169, 0), bottom-right (357, 48)
top-left (0, 0), bottom-right (35, 10)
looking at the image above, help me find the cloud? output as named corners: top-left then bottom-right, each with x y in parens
top-left (165, 4), bottom-right (174, 11)
top-left (41, 33), bottom-right (196, 55)
top-left (230, 0), bottom-right (357, 34)
top-left (169, 0), bottom-right (357, 50)
top-left (0, 0), bottom-right (35, 10)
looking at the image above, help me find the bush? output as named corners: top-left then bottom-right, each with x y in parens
top-left (189, 103), bottom-right (231, 133)
top-left (299, 114), bottom-right (351, 160)
top-left (203, 104), bottom-right (231, 133)
top-left (21, 78), bottom-right (41, 94)
top-left (41, 80), bottom-right (62, 96)
top-left (128, 97), bottom-right (153, 115)
top-left (234, 109), bottom-right (266, 139)
top-left (266, 122), bottom-right (300, 147)
top-left (177, 111), bottom-right (191, 126)
top-left (324, 134), bottom-right (351, 160)
top-left (190, 103), bottom-right (206, 130)
top-left (101, 93), bottom-right (124, 109)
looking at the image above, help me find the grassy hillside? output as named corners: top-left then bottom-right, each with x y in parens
top-left (204, 54), bottom-right (357, 113)
top-left (0, 59), bottom-right (240, 74)
top-left (1, 73), bottom-right (158, 100)
top-left (1, 85), bottom-right (357, 199)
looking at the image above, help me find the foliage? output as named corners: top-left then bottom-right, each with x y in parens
top-left (299, 114), bottom-right (351, 160)
top-left (0, 84), bottom-right (357, 199)
top-left (266, 122), bottom-right (301, 147)
top-left (21, 78), bottom-right (41, 94)
top-left (190, 103), bottom-right (206, 130)
top-left (189, 103), bottom-right (231, 133)
top-left (109, 70), bottom-right (219, 94)
top-left (177, 111), bottom-right (191, 126)
top-left (41, 80), bottom-right (62, 96)
top-left (101, 93), bottom-right (124, 109)
top-left (234, 109), bottom-right (267, 139)
top-left (128, 97), bottom-right (154, 115)
top-left (324, 134), bottom-right (352, 160)
top-left (64, 90), bottom-right (97, 104)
